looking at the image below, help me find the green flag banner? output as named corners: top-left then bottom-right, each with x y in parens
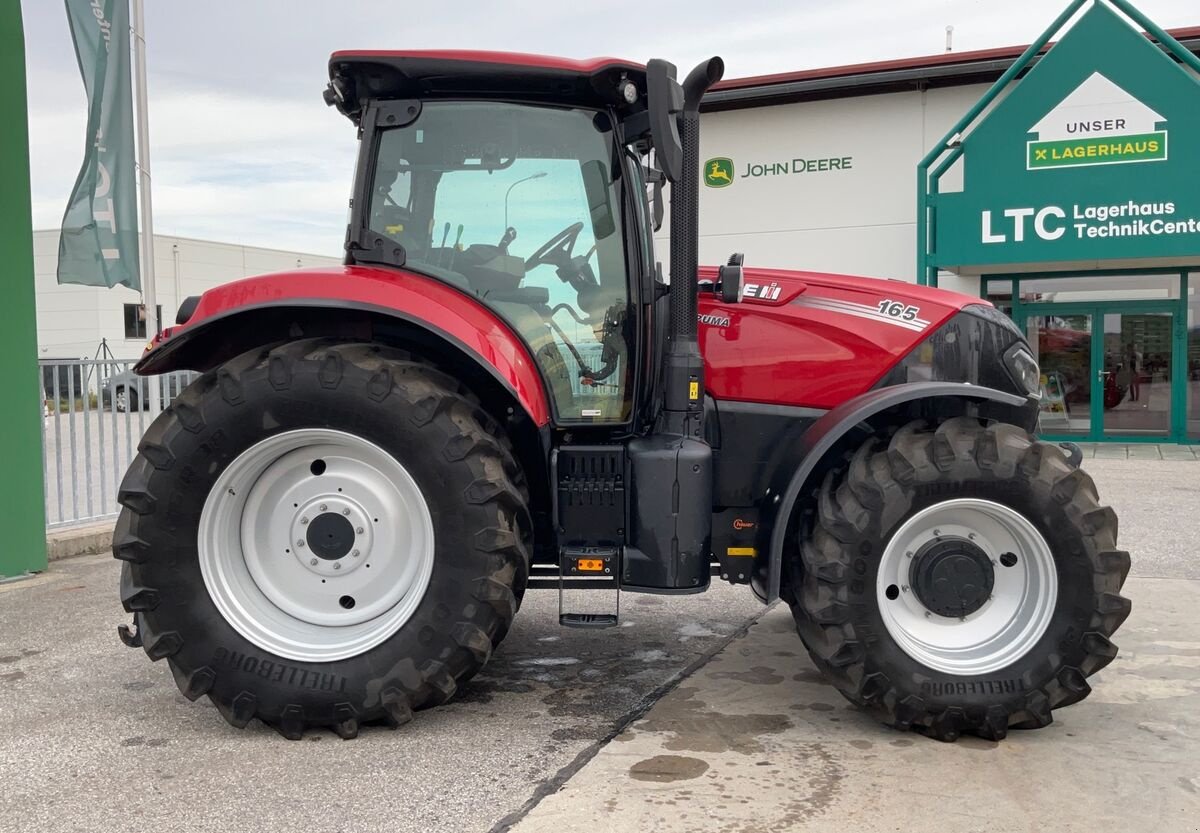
top-left (58, 0), bottom-right (140, 289)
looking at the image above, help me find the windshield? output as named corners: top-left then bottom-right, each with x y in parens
top-left (368, 101), bottom-right (632, 424)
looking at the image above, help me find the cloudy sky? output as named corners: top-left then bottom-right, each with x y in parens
top-left (21, 0), bottom-right (1199, 257)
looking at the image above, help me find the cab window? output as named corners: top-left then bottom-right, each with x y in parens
top-left (368, 102), bottom-right (632, 424)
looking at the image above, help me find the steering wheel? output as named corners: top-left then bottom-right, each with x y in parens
top-left (524, 222), bottom-right (584, 271)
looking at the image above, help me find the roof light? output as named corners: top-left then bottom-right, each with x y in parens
top-left (618, 79), bottom-right (638, 104)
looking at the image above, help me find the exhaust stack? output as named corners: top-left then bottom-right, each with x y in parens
top-left (622, 57), bottom-right (724, 595)
top-left (663, 57), bottom-right (723, 434)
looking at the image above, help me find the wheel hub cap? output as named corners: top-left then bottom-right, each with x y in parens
top-left (198, 428), bottom-right (436, 663)
top-left (909, 537), bottom-right (995, 618)
top-left (876, 498), bottom-right (1058, 676)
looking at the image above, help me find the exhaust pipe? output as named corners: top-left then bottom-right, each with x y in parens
top-left (663, 57), bottom-right (723, 433)
top-left (622, 57), bottom-right (723, 595)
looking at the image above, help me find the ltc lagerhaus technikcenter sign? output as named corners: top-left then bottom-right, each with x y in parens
top-left (928, 1), bottom-right (1200, 273)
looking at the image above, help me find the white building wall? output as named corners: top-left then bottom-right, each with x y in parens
top-left (659, 82), bottom-right (996, 287)
top-left (33, 231), bottom-right (341, 360)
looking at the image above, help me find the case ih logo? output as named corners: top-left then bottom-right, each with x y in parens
top-left (704, 157), bottom-right (734, 188)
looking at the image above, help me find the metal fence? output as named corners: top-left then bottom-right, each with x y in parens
top-left (39, 346), bottom-right (605, 529)
top-left (39, 359), bottom-right (195, 529)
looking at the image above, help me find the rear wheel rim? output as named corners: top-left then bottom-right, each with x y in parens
top-left (876, 498), bottom-right (1058, 676)
top-left (198, 428), bottom-right (435, 663)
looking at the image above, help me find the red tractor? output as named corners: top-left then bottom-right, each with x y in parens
top-left (115, 52), bottom-right (1130, 742)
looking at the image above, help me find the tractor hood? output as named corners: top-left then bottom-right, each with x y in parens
top-left (697, 265), bottom-right (1024, 410)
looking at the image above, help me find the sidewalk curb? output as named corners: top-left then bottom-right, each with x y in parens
top-left (46, 521), bottom-right (114, 562)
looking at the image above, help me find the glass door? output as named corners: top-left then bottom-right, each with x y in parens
top-left (1101, 311), bottom-right (1173, 437)
top-left (1025, 311), bottom-right (1094, 436)
top-left (1020, 304), bottom-right (1177, 439)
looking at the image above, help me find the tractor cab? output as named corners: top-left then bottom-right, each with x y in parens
top-left (326, 52), bottom-right (666, 428)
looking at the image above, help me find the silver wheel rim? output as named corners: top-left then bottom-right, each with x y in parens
top-left (115, 390), bottom-right (126, 412)
top-left (876, 498), bottom-right (1058, 676)
top-left (198, 428), bottom-right (435, 663)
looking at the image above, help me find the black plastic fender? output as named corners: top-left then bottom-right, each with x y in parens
top-left (762, 382), bottom-right (1038, 602)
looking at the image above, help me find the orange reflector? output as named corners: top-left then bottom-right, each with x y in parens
top-left (577, 559), bottom-right (605, 572)
top-left (726, 547), bottom-right (756, 557)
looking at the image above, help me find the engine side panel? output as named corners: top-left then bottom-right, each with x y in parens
top-left (698, 266), bottom-right (978, 410)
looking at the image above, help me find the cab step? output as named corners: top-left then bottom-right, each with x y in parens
top-left (557, 546), bottom-right (620, 629)
top-left (559, 612), bottom-right (619, 629)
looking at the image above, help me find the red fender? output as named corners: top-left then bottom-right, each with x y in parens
top-left (138, 265), bottom-right (552, 426)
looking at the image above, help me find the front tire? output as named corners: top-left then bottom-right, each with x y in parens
top-left (115, 340), bottom-right (530, 738)
top-left (784, 417), bottom-right (1131, 741)
top-left (115, 387), bottom-right (136, 413)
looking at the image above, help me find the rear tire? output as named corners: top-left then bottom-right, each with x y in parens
top-left (114, 339), bottom-right (530, 738)
top-left (783, 417), bottom-right (1131, 741)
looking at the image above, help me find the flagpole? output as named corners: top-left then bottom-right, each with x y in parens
top-left (130, 0), bottom-right (159, 416)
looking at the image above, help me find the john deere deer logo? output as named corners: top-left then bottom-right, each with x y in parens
top-left (704, 157), bottom-right (734, 188)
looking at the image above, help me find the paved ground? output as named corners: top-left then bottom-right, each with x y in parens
top-left (0, 555), bottom-right (762, 833)
top-left (512, 578), bottom-right (1200, 833)
top-left (1075, 443), bottom-right (1200, 460)
top-left (1, 457), bottom-right (1197, 832)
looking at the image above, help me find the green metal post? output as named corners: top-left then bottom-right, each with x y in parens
top-left (916, 0), bottom-right (1089, 285)
top-left (0, 2), bottom-right (49, 577)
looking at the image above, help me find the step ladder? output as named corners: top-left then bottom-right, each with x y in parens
top-left (557, 546), bottom-right (620, 629)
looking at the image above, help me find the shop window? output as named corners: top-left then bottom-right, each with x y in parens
top-left (1017, 273), bottom-right (1179, 304)
top-left (985, 279), bottom-right (1014, 318)
top-left (123, 304), bottom-right (163, 340)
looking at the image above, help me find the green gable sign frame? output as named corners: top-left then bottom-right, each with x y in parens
top-left (918, 0), bottom-right (1200, 285)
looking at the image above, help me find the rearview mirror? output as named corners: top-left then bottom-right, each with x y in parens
top-left (718, 253), bottom-right (744, 303)
top-left (645, 59), bottom-right (683, 184)
top-left (581, 159), bottom-right (616, 240)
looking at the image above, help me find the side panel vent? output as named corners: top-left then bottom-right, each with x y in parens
top-left (554, 445), bottom-right (626, 547)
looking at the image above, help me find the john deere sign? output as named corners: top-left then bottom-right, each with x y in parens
top-left (704, 157), bottom-right (734, 187)
top-left (926, 1), bottom-right (1200, 272)
top-left (703, 155), bottom-right (854, 187)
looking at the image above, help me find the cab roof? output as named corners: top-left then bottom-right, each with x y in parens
top-left (327, 50), bottom-right (646, 120)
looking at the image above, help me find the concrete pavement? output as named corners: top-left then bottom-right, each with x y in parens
top-left (510, 579), bottom-right (1200, 833)
top-left (505, 455), bottom-right (1200, 832)
top-left (0, 554), bottom-right (762, 833)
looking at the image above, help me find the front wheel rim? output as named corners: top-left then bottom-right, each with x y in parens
top-left (876, 498), bottom-right (1058, 676)
top-left (198, 428), bottom-right (436, 663)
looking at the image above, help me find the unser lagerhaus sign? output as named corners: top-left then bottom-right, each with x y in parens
top-left (931, 2), bottom-right (1200, 271)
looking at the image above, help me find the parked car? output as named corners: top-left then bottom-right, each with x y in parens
top-left (100, 369), bottom-right (197, 412)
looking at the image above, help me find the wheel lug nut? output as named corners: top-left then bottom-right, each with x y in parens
top-left (342, 508), bottom-right (350, 516)
top-left (301, 517), bottom-right (309, 525)
top-left (356, 527), bottom-right (364, 534)
top-left (297, 540), bottom-right (305, 548)
top-left (320, 504), bottom-right (328, 512)
top-left (352, 550), bottom-right (360, 557)
top-left (333, 562), bottom-right (342, 570)
top-left (309, 558), bottom-right (318, 566)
